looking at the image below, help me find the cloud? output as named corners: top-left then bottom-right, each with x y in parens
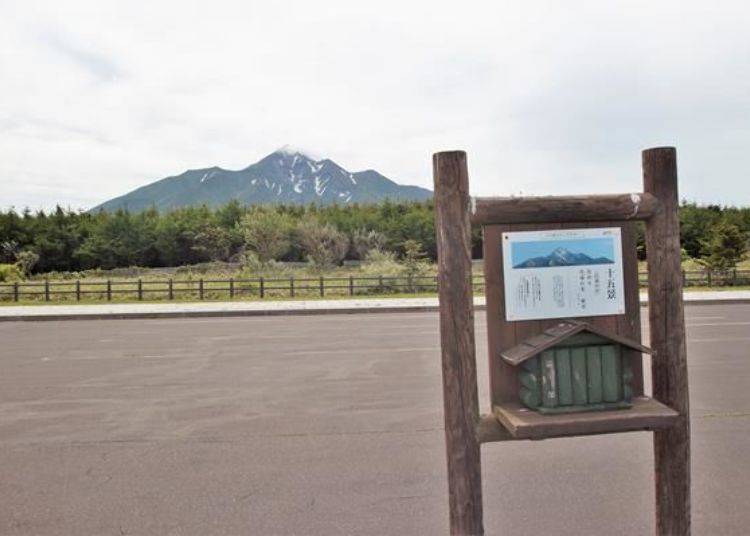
top-left (1, 0), bottom-right (749, 211)
top-left (38, 27), bottom-right (123, 83)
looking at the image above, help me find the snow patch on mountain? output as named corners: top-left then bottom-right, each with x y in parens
top-left (199, 170), bottom-right (219, 183)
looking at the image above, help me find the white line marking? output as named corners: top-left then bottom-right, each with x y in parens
top-left (689, 337), bottom-right (750, 343)
top-left (687, 322), bottom-right (750, 327)
top-left (283, 347), bottom-right (439, 356)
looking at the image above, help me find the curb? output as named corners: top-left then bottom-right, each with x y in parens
top-left (679, 298), bottom-right (750, 306)
top-left (1, 295), bottom-right (749, 322)
top-left (0, 304), bottom-right (445, 322)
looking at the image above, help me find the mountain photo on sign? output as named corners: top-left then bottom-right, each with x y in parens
top-left (511, 237), bottom-right (615, 269)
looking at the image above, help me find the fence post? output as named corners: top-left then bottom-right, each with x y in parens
top-left (45, 279), bottom-right (50, 302)
top-left (733, 268), bottom-right (737, 285)
top-left (643, 147), bottom-right (691, 536)
top-left (433, 150), bottom-right (484, 535)
top-left (707, 270), bottom-right (712, 287)
top-left (138, 279), bottom-right (143, 301)
top-left (349, 275), bottom-right (354, 296)
top-left (378, 275), bottom-right (383, 293)
top-left (76, 280), bottom-right (81, 301)
top-left (320, 276), bottom-right (324, 297)
top-left (290, 276), bottom-right (295, 298)
top-left (260, 277), bottom-right (265, 298)
top-left (168, 278), bottom-right (174, 300)
top-left (229, 277), bottom-right (234, 299)
top-left (13, 282), bottom-right (19, 302)
top-left (199, 279), bottom-right (204, 300)
top-left (107, 280), bottom-right (112, 301)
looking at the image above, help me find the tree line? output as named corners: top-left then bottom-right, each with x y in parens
top-left (0, 200), bottom-right (748, 275)
top-left (0, 201), bottom-right (437, 275)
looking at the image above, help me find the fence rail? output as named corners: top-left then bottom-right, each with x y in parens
top-left (1, 269), bottom-right (749, 303)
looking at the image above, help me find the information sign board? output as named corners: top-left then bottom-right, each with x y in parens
top-left (502, 227), bottom-right (625, 321)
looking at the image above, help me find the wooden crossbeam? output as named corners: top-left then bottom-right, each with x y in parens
top-left (471, 192), bottom-right (660, 225)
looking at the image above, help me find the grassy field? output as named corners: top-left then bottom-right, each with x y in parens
top-left (1, 284), bottom-right (748, 307)
top-left (0, 260), bottom-right (441, 303)
top-left (1, 259), bottom-right (749, 305)
top-left (638, 258), bottom-right (750, 271)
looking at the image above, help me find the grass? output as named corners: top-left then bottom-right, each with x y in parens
top-left (0, 273), bottom-right (449, 305)
top-left (2, 257), bottom-right (749, 306)
top-left (637, 258), bottom-right (750, 271)
top-left (2, 284), bottom-right (748, 308)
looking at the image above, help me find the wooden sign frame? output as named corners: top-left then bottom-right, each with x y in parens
top-left (433, 148), bottom-right (690, 535)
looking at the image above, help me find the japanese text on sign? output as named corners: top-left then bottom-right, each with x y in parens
top-left (501, 227), bottom-right (626, 321)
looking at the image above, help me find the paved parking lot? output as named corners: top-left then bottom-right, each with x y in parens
top-left (1, 305), bottom-right (749, 534)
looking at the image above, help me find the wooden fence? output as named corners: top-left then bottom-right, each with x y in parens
top-left (1, 269), bottom-right (749, 303)
top-left (0, 275), bottom-right (456, 302)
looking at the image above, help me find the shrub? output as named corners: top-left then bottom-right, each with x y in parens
top-left (239, 209), bottom-right (293, 264)
top-left (238, 252), bottom-right (286, 276)
top-left (698, 221), bottom-right (748, 271)
top-left (0, 264), bottom-right (22, 282)
top-left (358, 249), bottom-right (405, 294)
top-left (349, 228), bottom-right (386, 260)
top-left (298, 219), bottom-right (348, 269)
top-left (401, 240), bottom-right (433, 291)
top-left (15, 250), bottom-right (40, 276)
top-left (362, 249), bottom-right (402, 275)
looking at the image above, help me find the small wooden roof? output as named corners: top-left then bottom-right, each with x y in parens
top-left (500, 320), bottom-right (651, 366)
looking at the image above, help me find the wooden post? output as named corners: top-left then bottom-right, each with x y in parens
top-left (433, 150), bottom-right (484, 536)
top-left (349, 275), bottom-right (354, 296)
top-left (138, 279), bottom-right (143, 301)
top-left (107, 280), bottom-right (112, 301)
top-left (290, 276), bottom-right (295, 298)
top-left (229, 277), bottom-right (234, 299)
top-left (260, 277), bottom-right (265, 298)
top-left (320, 276), bottom-right (324, 297)
top-left (44, 279), bottom-right (50, 302)
top-left (199, 278), bottom-right (204, 300)
top-left (168, 278), bottom-right (174, 300)
top-left (13, 282), bottom-right (19, 302)
top-left (76, 280), bottom-right (81, 301)
top-left (643, 147), bottom-right (691, 536)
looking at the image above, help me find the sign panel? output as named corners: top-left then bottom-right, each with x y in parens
top-left (502, 227), bottom-right (625, 321)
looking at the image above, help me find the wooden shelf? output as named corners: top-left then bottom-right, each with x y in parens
top-left (491, 397), bottom-right (678, 441)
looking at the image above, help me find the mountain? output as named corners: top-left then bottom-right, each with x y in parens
top-left (513, 247), bottom-right (614, 269)
top-left (91, 148), bottom-right (432, 212)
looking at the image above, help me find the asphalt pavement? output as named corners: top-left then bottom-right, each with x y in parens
top-left (1, 305), bottom-right (749, 535)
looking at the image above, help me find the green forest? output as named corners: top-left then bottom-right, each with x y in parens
top-left (0, 200), bottom-right (748, 277)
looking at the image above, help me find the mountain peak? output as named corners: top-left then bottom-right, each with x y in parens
top-left (550, 247), bottom-right (573, 259)
top-left (90, 148), bottom-right (432, 212)
top-left (273, 145), bottom-right (318, 160)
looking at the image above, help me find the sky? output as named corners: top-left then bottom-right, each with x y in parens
top-left (1, 0), bottom-right (749, 211)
